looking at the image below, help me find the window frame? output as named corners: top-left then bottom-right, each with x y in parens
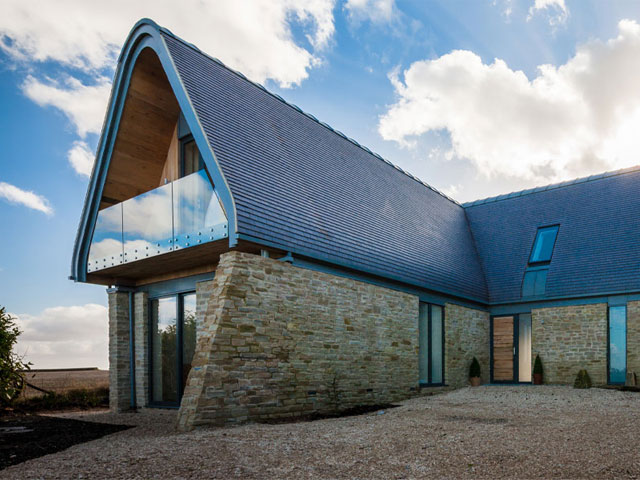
top-left (418, 302), bottom-right (446, 387)
top-left (527, 224), bottom-right (560, 265)
top-left (148, 290), bottom-right (196, 408)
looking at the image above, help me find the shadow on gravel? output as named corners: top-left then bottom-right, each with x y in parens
top-left (0, 415), bottom-right (131, 470)
top-left (258, 404), bottom-right (399, 425)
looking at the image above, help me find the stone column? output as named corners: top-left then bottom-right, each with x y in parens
top-left (134, 292), bottom-right (148, 408)
top-left (108, 288), bottom-right (131, 412)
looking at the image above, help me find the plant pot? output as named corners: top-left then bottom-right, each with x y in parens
top-left (470, 376), bottom-right (481, 387)
top-left (533, 373), bottom-right (543, 385)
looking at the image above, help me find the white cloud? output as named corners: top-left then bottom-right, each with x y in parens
top-left (13, 304), bottom-right (108, 369)
top-left (345, 0), bottom-right (396, 24)
top-left (67, 141), bottom-right (96, 177)
top-left (0, 0), bottom-right (336, 88)
top-left (379, 20), bottom-right (640, 184)
top-left (528, 0), bottom-right (568, 26)
top-left (0, 181), bottom-right (53, 215)
top-left (21, 75), bottom-right (112, 138)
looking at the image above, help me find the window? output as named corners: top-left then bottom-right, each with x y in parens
top-left (180, 138), bottom-right (203, 177)
top-left (608, 305), bottom-right (627, 385)
top-left (418, 303), bottom-right (444, 385)
top-left (522, 225), bottom-right (559, 298)
top-left (150, 292), bottom-right (197, 406)
top-left (522, 269), bottom-right (548, 297)
top-left (529, 225), bottom-right (559, 263)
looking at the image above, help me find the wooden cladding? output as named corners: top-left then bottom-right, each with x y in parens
top-left (100, 48), bottom-right (181, 210)
top-left (492, 316), bottom-right (514, 382)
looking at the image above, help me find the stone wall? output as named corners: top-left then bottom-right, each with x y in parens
top-left (108, 290), bottom-right (131, 412)
top-left (177, 251), bottom-right (420, 430)
top-left (133, 292), bottom-right (148, 407)
top-left (444, 303), bottom-right (490, 387)
top-left (627, 301), bottom-right (640, 381)
top-left (531, 303), bottom-right (607, 385)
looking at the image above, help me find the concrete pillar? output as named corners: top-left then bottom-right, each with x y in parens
top-left (107, 288), bottom-right (131, 412)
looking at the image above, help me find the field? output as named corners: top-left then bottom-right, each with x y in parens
top-left (20, 368), bottom-right (109, 399)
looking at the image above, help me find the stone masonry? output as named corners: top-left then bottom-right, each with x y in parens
top-left (108, 289), bottom-right (131, 412)
top-left (177, 251), bottom-right (420, 430)
top-left (133, 291), bottom-right (148, 408)
top-left (627, 301), bottom-right (640, 381)
top-left (444, 303), bottom-right (490, 387)
top-left (531, 303), bottom-right (607, 384)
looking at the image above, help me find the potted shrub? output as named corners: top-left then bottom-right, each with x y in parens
top-left (469, 357), bottom-right (482, 387)
top-left (533, 354), bottom-right (544, 385)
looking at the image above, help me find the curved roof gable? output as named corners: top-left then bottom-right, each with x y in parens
top-left (159, 29), bottom-right (488, 302)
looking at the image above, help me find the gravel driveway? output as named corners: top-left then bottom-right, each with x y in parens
top-left (5, 386), bottom-right (640, 479)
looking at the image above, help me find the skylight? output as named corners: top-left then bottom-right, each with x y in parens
top-left (529, 225), bottom-right (559, 263)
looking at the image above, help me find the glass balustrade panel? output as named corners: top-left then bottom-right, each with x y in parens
top-left (87, 203), bottom-right (123, 272)
top-left (122, 182), bottom-right (174, 263)
top-left (172, 169), bottom-right (227, 249)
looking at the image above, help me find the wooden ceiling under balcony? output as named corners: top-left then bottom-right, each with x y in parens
top-left (100, 48), bottom-right (181, 210)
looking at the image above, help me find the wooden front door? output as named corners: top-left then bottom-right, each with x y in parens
top-left (492, 316), bottom-right (515, 382)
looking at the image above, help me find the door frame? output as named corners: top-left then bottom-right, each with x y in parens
top-left (490, 314), bottom-right (532, 384)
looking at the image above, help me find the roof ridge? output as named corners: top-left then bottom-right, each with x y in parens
top-left (157, 24), bottom-right (461, 207)
top-left (463, 164), bottom-right (640, 207)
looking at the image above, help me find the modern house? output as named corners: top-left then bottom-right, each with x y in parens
top-left (72, 19), bottom-right (640, 430)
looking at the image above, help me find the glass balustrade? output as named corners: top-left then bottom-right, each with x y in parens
top-left (87, 170), bottom-right (228, 273)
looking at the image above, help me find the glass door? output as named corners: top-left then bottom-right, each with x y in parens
top-left (608, 306), bottom-right (627, 385)
top-left (150, 292), bottom-right (197, 406)
top-left (418, 303), bottom-right (444, 385)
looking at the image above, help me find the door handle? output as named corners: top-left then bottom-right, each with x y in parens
top-left (513, 347), bottom-right (516, 356)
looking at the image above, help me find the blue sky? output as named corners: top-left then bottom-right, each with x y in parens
top-left (2, 0), bottom-right (640, 368)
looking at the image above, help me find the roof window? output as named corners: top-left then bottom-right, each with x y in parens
top-left (529, 225), bottom-right (559, 264)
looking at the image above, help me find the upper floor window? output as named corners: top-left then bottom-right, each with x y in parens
top-left (529, 225), bottom-right (559, 264)
top-left (181, 138), bottom-right (203, 177)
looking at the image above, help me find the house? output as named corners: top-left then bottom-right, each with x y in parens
top-left (71, 19), bottom-right (640, 430)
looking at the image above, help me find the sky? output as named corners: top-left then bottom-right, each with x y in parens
top-left (2, 0), bottom-right (640, 369)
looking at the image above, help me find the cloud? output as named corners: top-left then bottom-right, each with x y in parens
top-left (528, 0), bottom-right (568, 26)
top-left (345, 0), bottom-right (396, 24)
top-left (21, 75), bottom-right (112, 138)
top-left (0, 0), bottom-right (336, 88)
top-left (13, 304), bottom-right (108, 369)
top-left (67, 141), bottom-right (96, 177)
top-left (0, 181), bottom-right (53, 215)
top-left (378, 20), bottom-right (640, 184)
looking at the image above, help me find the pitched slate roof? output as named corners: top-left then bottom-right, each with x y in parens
top-left (161, 31), bottom-right (488, 302)
top-left (464, 166), bottom-right (640, 304)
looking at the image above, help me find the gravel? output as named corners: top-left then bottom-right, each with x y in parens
top-left (5, 386), bottom-right (640, 479)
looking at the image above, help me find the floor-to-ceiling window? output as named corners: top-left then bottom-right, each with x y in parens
top-left (608, 305), bottom-right (627, 385)
top-left (418, 302), bottom-right (444, 385)
top-left (150, 292), bottom-right (197, 406)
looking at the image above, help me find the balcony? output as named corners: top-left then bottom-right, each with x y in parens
top-left (88, 169), bottom-right (228, 274)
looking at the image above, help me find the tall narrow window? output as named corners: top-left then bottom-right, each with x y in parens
top-left (608, 305), bottom-right (627, 385)
top-left (418, 303), bottom-right (445, 385)
top-left (180, 138), bottom-right (203, 177)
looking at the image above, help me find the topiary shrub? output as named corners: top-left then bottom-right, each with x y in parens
top-left (533, 355), bottom-right (543, 375)
top-left (469, 357), bottom-right (481, 378)
top-left (574, 369), bottom-right (592, 389)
